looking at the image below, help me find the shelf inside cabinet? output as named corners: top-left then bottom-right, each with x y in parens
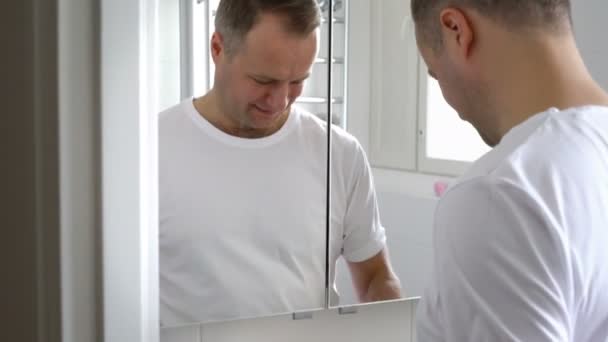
top-left (296, 96), bottom-right (344, 104)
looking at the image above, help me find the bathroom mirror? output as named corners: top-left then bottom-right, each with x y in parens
top-left (156, 0), bottom-right (608, 329)
top-left (158, 0), bottom-right (338, 327)
top-left (328, 0), bottom-right (440, 308)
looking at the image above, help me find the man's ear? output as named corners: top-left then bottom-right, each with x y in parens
top-left (210, 32), bottom-right (224, 64)
top-left (438, 8), bottom-right (474, 60)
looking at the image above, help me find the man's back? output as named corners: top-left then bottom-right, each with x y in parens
top-left (417, 106), bottom-right (608, 341)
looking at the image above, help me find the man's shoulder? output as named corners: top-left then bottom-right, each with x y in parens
top-left (293, 106), bottom-right (363, 152)
top-left (159, 102), bottom-right (187, 125)
top-left (493, 106), bottom-right (608, 192)
top-left (454, 107), bottom-right (608, 197)
top-left (159, 101), bottom-right (197, 141)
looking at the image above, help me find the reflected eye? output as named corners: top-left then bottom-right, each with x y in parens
top-left (252, 78), bottom-right (273, 85)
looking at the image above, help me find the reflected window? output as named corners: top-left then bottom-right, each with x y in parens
top-left (425, 77), bottom-right (490, 162)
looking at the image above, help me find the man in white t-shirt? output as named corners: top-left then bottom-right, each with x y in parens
top-left (411, 0), bottom-right (608, 340)
top-left (159, 0), bottom-right (401, 326)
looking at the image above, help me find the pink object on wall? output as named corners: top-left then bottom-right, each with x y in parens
top-left (434, 181), bottom-right (449, 197)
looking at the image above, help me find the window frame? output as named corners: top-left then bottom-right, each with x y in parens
top-left (416, 60), bottom-right (473, 177)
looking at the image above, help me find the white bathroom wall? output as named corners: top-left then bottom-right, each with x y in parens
top-left (101, 0), bottom-right (161, 339)
top-left (572, 0), bottom-right (608, 90)
top-left (158, 0), bottom-right (182, 111)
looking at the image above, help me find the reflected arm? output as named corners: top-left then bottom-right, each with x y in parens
top-left (347, 247), bottom-right (402, 302)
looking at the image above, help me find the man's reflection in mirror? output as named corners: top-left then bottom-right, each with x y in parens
top-left (159, 0), bottom-right (401, 326)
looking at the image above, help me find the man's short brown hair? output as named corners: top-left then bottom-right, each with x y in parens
top-left (411, 0), bottom-right (572, 49)
top-left (215, 0), bottom-right (322, 56)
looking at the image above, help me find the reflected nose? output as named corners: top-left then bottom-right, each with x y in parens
top-left (265, 83), bottom-right (289, 112)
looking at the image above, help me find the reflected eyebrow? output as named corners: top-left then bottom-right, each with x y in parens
top-left (250, 73), bottom-right (311, 83)
top-left (250, 75), bottom-right (275, 82)
top-left (293, 73), bottom-right (311, 83)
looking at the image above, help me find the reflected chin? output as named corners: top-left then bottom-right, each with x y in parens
top-left (478, 131), bottom-right (498, 147)
top-left (249, 106), bottom-right (287, 126)
top-left (249, 111), bottom-right (279, 127)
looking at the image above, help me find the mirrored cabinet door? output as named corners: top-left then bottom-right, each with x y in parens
top-left (329, 0), bottom-right (420, 308)
top-left (328, 0), bottom-right (485, 308)
top-left (157, 0), bottom-right (335, 327)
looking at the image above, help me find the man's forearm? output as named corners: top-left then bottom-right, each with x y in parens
top-left (362, 271), bottom-right (402, 302)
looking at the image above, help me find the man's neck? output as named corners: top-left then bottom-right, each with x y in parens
top-left (193, 91), bottom-right (289, 139)
top-left (490, 35), bottom-right (608, 140)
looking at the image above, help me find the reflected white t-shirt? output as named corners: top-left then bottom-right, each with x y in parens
top-left (417, 106), bottom-right (608, 341)
top-left (159, 99), bottom-right (386, 325)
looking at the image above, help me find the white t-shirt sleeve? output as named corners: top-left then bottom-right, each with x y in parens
top-left (417, 177), bottom-right (571, 341)
top-left (341, 143), bottom-right (387, 262)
